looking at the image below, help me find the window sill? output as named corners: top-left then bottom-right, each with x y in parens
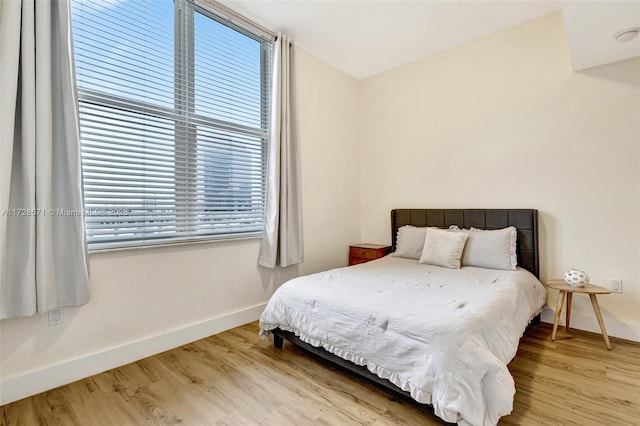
top-left (87, 233), bottom-right (263, 255)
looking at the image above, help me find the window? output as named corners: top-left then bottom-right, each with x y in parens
top-left (71, 0), bottom-right (272, 249)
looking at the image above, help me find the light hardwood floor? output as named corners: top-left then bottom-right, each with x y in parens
top-left (2, 322), bottom-right (639, 425)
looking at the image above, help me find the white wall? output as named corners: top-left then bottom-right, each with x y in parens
top-left (0, 46), bottom-right (361, 405)
top-left (358, 12), bottom-right (640, 340)
top-left (296, 48), bottom-right (362, 275)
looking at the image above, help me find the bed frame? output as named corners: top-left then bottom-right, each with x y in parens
top-left (271, 208), bottom-right (540, 406)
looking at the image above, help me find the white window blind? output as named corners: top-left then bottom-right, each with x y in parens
top-left (71, 0), bottom-right (272, 250)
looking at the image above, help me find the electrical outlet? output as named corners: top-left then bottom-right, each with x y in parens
top-left (610, 279), bottom-right (623, 294)
top-left (48, 308), bottom-right (64, 326)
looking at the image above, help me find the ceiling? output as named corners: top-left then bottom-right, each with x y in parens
top-left (223, 1), bottom-right (640, 79)
top-left (562, 0), bottom-right (640, 71)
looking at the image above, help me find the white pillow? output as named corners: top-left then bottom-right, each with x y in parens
top-left (460, 226), bottom-right (517, 271)
top-left (394, 225), bottom-right (427, 260)
top-left (419, 227), bottom-right (468, 269)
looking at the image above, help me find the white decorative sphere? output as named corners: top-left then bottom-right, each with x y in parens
top-left (564, 269), bottom-right (589, 287)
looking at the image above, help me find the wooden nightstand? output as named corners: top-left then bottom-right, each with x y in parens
top-left (547, 279), bottom-right (612, 350)
top-left (348, 244), bottom-right (391, 266)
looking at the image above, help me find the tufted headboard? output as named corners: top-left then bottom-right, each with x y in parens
top-left (391, 209), bottom-right (539, 278)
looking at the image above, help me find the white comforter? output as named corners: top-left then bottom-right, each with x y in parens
top-left (259, 255), bottom-right (547, 426)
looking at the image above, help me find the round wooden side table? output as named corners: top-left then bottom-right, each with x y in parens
top-left (546, 279), bottom-right (612, 350)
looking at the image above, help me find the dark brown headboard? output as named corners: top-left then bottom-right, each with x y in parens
top-left (391, 209), bottom-right (539, 278)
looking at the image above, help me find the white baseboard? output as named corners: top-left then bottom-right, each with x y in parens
top-left (0, 303), bottom-right (266, 406)
top-left (540, 306), bottom-right (640, 342)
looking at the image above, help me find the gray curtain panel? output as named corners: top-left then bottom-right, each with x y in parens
top-left (1, 0), bottom-right (90, 319)
top-left (258, 32), bottom-right (304, 268)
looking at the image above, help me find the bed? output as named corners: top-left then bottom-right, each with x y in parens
top-left (259, 209), bottom-right (547, 426)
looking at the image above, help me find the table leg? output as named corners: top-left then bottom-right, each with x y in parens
top-left (552, 290), bottom-right (566, 341)
top-left (565, 292), bottom-right (573, 330)
top-left (589, 294), bottom-right (612, 350)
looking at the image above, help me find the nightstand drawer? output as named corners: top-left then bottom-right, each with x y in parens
top-left (348, 244), bottom-right (391, 266)
top-left (349, 247), bottom-right (382, 260)
top-left (348, 257), bottom-right (370, 266)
